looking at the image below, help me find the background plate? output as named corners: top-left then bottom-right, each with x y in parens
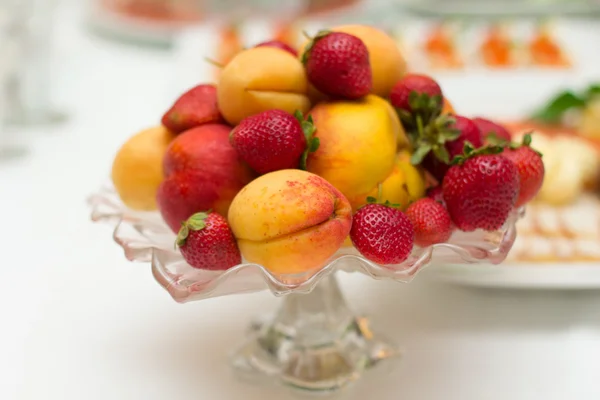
top-left (431, 264), bottom-right (600, 289)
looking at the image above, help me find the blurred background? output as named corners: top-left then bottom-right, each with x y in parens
top-left (2, 0), bottom-right (600, 399)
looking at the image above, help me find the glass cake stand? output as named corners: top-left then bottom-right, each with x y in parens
top-left (89, 184), bottom-right (520, 393)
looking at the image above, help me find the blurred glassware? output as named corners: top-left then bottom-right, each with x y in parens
top-left (88, 0), bottom-right (205, 46)
top-left (3, 0), bottom-right (66, 127)
top-left (87, 0), bottom-right (368, 46)
top-left (397, 0), bottom-right (600, 18)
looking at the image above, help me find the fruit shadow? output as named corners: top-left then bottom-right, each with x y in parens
top-left (356, 271), bottom-right (600, 336)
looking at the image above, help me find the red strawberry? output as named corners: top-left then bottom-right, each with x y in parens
top-left (176, 212), bottom-right (241, 271)
top-left (302, 31), bottom-right (372, 99)
top-left (445, 115), bottom-right (484, 159)
top-left (426, 185), bottom-right (444, 204)
top-left (255, 40), bottom-right (297, 56)
top-left (230, 109), bottom-right (319, 174)
top-left (390, 73), bottom-right (443, 114)
top-left (411, 115), bottom-right (484, 183)
top-left (405, 198), bottom-right (453, 247)
top-left (442, 146), bottom-right (520, 231)
top-left (473, 117), bottom-right (512, 143)
top-left (350, 203), bottom-right (414, 265)
top-left (500, 134), bottom-right (544, 207)
top-left (162, 84), bottom-right (224, 133)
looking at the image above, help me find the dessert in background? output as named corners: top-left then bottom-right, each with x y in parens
top-left (480, 25), bottom-right (517, 68)
top-left (100, 0), bottom-right (203, 23)
top-left (528, 23), bottom-right (570, 67)
top-left (501, 85), bottom-right (600, 263)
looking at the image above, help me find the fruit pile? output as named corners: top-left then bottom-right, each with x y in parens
top-left (110, 24), bottom-right (544, 276)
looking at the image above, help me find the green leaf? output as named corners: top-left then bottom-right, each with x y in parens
top-left (486, 133), bottom-right (509, 147)
top-left (187, 212), bottom-right (209, 230)
top-left (299, 114), bottom-right (319, 170)
top-left (522, 133), bottom-right (532, 147)
top-left (383, 200), bottom-right (401, 208)
top-left (293, 109), bottom-right (304, 123)
top-left (175, 224), bottom-right (190, 248)
top-left (439, 128), bottom-right (461, 143)
top-left (432, 145), bottom-right (450, 164)
top-left (408, 91), bottom-right (420, 110)
top-left (300, 151), bottom-right (309, 170)
top-left (308, 137), bottom-right (320, 152)
top-left (463, 141), bottom-right (475, 155)
top-left (366, 196), bottom-right (377, 204)
top-left (531, 91), bottom-right (586, 123)
top-left (410, 143), bottom-right (432, 165)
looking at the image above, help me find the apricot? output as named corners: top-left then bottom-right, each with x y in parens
top-left (217, 47), bottom-right (311, 126)
top-left (442, 97), bottom-right (455, 114)
top-left (306, 95), bottom-right (401, 209)
top-left (111, 126), bottom-right (175, 211)
top-left (228, 170), bottom-right (352, 275)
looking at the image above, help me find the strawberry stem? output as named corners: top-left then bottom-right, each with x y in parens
top-left (204, 57), bottom-right (225, 69)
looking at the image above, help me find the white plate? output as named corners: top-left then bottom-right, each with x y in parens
top-left (431, 263), bottom-right (600, 290)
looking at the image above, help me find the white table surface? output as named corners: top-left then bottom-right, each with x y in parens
top-left (2, 3), bottom-right (600, 399)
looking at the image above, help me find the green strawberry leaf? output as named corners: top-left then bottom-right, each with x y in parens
top-left (175, 212), bottom-right (209, 248)
top-left (298, 111), bottom-right (319, 170)
top-left (366, 196), bottom-right (377, 204)
top-left (383, 200), bottom-right (401, 208)
top-left (432, 145), bottom-right (450, 164)
top-left (451, 141), bottom-right (505, 165)
top-left (438, 127), bottom-right (461, 143)
top-left (410, 143), bottom-right (432, 165)
top-left (300, 30), bottom-right (331, 64)
top-left (486, 133), bottom-right (509, 147)
top-left (175, 224), bottom-right (190, 249)
top-left (308, 137), bottom-right (320, 152)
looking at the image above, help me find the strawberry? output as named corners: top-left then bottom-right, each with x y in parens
top-left (230, 109), bottom-right (319, 174)
top-left (442, 144), bottom-right (520, 231)
top-left (412, 115), bottom-right (483, 182)
top-left (302, 31), bottom-right (372, 99)
top-left (161, 84), bottom-right (223, 133)
top-left (405, 198), bottom-right (453, 247)
top-left (500, 133), bottom-right (544, 207)
top-left (473, 117), bottom-right (512, 143)
top-left (444, 116), bottom-right (484, 159)
top-left (350, 202), bottom-right (415, 265)
top-left (426, 185), bottom-right (444, 204)
top-left (390, 73), bottom-right (443, 114)
top-left (255, 40), bottom-right (297, 56)
top-left (176, 212), bottom-right (241, 271)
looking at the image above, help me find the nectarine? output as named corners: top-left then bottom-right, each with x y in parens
top-left (157, 124), bottom-right (254, 232)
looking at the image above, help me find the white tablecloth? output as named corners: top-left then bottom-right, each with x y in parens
top-left (2, 3), bottom-right (600, 399)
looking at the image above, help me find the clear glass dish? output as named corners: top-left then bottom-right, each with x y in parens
top-left (88, 183), bottom-right (521, 393)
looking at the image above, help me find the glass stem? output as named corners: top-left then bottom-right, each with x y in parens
top-left (274, 274), bottom-right (354, 348)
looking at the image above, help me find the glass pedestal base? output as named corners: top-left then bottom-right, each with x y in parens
top-left (231, 274), bottom-right (401, 393)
